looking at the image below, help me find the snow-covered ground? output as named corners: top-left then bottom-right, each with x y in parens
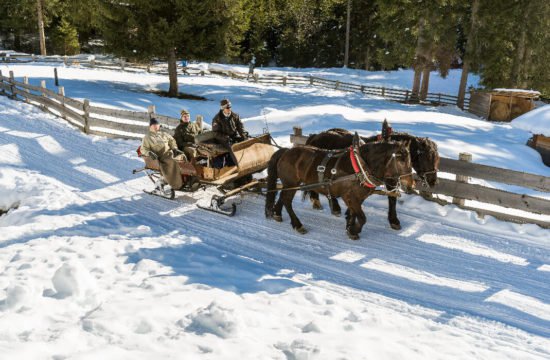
top-left (0, 63), bottom-right (549, 359)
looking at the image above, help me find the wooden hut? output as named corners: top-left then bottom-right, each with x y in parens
top-left (468, 89), bottom-right (540, 121)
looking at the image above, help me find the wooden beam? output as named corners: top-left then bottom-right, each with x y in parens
top-left (415, 178), bottom-right (550, 215)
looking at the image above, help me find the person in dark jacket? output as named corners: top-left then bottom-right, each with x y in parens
top-left (174, 109), bottom-right (202, 161)
top-left (211, 99), bottom-right (249, 143)
top-left (211, 99), bottom-right (249, 166)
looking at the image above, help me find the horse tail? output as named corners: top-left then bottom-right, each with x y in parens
top-left (265, 147), bottom-right (288, 218)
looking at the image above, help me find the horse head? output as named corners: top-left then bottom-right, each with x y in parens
top-left (359, 140), bottom-right (414, 191)
top-left (411, 137), bottom-right (440, 187)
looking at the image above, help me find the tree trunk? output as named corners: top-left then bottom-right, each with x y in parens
top-left (167, 48), bottom-right (178, 97)
top-left (512, 1), bottom-right (532, 87)
top-left (411, 17), bottom-right (426, 101)
top-left (420, 64), bottom-right (431, 101)
top-left (411, 67), bottom-right (422, 102)
top-left (14, 31), bottom-right (21, 51)
top-left (36, 0), bottom-right (47, 55)
top-left (457, 0), bottom-right (480, 109)
top-left (343, 0), bottom-right (351, 68)
top-left (364, 46), bottom-right (370, 71)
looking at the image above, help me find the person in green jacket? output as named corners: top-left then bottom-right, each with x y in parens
top-left (174, 109), bottom-right (203, 161)
top-left (142, 118), bottom-right (185, 190)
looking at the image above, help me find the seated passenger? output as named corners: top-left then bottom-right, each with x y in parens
top-left (211, 99), bottom-right (249, 165)
top-left (174, 109), bottom-right (203, 161)
top-left (141, 117), bottom-right (185, 190)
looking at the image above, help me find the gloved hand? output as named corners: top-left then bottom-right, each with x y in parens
top-left (148, 152), bottom-right (158, 160)
top-left (173, 149), bottom-right (185, 156)
top-left (242, 131), bottom-right (250, 139)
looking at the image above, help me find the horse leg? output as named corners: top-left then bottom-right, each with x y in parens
top-left (281, 189), bottom-right (307, 234)
top-left (310, 191), bottom-right (323, 210)
top-left (387, 195), bottom-right (401, 230)
top-left (273, 195), bottom-right (284, 222)
top-left (342, 198), bottom-right (365, 240)
top-left (330, 197), bottom-right (342, 217)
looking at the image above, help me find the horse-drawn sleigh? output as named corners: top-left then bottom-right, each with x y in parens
top-left (133, 132), bottom-right (276, 216)
top-left (133, 121), bottom-right (440, 240)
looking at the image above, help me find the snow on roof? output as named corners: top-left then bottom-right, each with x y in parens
top-left (492, 88), bottom-right (541, 98)
top-left (511, 104), bottom-right (550, 136)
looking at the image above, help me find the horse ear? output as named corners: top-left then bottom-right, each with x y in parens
top-left (353, 132), bottom-right (360, 147)
top-left (382, 119), bottom-right (392, 141)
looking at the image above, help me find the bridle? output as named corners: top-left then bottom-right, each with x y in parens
top-left (350, 144), bottom-right (413, 193)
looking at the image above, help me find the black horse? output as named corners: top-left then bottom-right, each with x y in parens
top-left (305, 127), bottom-right (439, 230)
top-left (265, 136), bottom-right (414, 240)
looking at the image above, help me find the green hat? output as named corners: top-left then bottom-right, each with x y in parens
top-left (180, 109), bottom-right (190, 116)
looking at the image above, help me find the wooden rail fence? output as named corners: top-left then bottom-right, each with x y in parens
top-left (2, 54), bottom-right (469, 108)
top-left (209, 69), bottom-right (470, 109)
top-left (0, 69), bottom-right (180, 139)
top-left (290, 127), bottom-right (550, 228)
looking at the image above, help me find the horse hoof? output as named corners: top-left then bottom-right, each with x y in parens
top-left (312, 204), bottom-right (323, 210)
top-left (295, 226), bottom-right (308, 234)
top-left (390, 223), bottom-right (402, 230)
top-left (347, 231), bottom-right (359, 240)
top-left (331, 210), bottom-right (341, 217)
top-left (272, 215), bottom-right (283, 222)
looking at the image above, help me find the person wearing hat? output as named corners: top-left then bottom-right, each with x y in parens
top-left (212, 99), bottom-right (249, 144)
top-left (174, 109), bottom-right (203, 161)
top-left (141, 117), bottom-right (185, 190)
top-left (211, 99), bottom-right (249, 165)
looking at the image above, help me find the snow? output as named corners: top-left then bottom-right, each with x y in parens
top-left (493, 88), bottom-right (541, 96)
top-left (0, 62), bottom-right (549, 359)
top-left (512, 104), bottom-right (550, 137)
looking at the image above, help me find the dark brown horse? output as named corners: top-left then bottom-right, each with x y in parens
top-left (305, 128), bottom-right (440, 230)
top-left (265, 138), bottom-right (414, 240)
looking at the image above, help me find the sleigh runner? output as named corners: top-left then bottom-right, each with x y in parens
top-left (133, 132), bottom-right (276, 215)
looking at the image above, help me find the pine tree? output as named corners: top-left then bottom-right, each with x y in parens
top-left (51, 18), bottom-right (79, 55)
top-left (97, 0), bottom-right (248, 97)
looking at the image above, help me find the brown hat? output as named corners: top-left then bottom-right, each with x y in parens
top-left (220, 99), bottom-right (231, 109)
top-left (180, 109), bottom-right (190, 116)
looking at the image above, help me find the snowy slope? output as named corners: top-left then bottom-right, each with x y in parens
top-left (0, 64), bottom-right (549, 359)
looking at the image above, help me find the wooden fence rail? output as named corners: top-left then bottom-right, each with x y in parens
top-left (3, 55), bottom-right (469, 108)
top-left (0, 70), bottom-right (180, 140)
top-left (289, 127), bottom-right (550, 228)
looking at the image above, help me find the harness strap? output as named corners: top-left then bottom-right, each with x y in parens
top-left (349, 146), bottom-right (376, 188)
top-left (317, 150), bottom-right (346, 184)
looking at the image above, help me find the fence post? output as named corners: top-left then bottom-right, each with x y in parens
top-left (120, 58), bottom-right (125, 71)
top-left (381, 87), bottom-right (386, 97)
top-left (283, 76), bottom-right (287, 86)
top-left (91, 59), bottom-right (95, 68)
top-left (438, 93), bottom-right (441, 104)
top-left (452, 152), bottom-right (472, 206)
top-left (360, 85), bottom-right (365, 93)
top-left (23, 76), bottom-right (30, 103)
top-left (254, 73), bottom-right (259, 83)
top-left (200, 70), bottom-right (205, 76)
top-left (309, 76), bottom-right (314, 85)
top-left (9, 71), bottom-right (16, 99)
top-left (54, 68), bottom-right (59, 86)
top-left (32, 54), bottom-right (36, 62)
top-left (405, 90), bottom-right (410, 102)
top-left (0, 70), bottom-right (3, 96)
top-left (64, 56), bottom-right (68, 66)
top-left (39, 80), bottom-right (47, 109)
top-left (291, 126), bottom-right (305, 147)
top-left (335, 81), bottom-right (340, 90)
top-left (58, 86), bottom-right (66, 120)
top-left (147, 64), bottom-right (151, 73)
top-left (147, 105), bottom-right (156, 119)
top-left (83, 99), bottom-right (90, 134)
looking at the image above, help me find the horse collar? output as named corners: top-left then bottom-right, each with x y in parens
top-left (349, 146), bottom-right (376, 188)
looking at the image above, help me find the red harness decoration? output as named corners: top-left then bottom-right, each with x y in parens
top-left (349, 146), bottom-right (375, 188)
